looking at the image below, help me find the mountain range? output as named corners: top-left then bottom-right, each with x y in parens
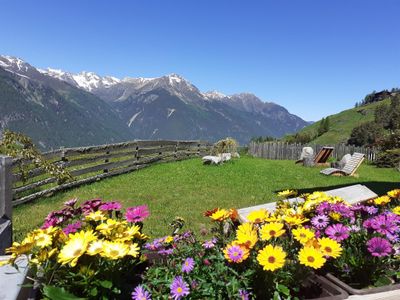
top-left (0, 55), bottom-right (309, 150)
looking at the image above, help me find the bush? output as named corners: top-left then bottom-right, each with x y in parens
top-left (374, 149), bottom-right (400, 168)
top-left (212, 137), bottom-right (238, 155)
top-left (348, 121), bottom-right (384, 146)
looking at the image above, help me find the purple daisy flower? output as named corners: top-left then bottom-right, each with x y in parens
top-left (316, 202), bottom-right (331, 215)
top-left (131, 285), bottom-right (151, 300)
top-left (239, 289), bottom-right (250, 300)
top-left (311, 214), bottom-right (330, 229)
top-left (363, 206), bottom-right (379, 215)
top-left (99, 201), bottom-right (122, 211)
top-left (325, 224), bottom-right (350, 241)
top-left (202, 238), bottom-right (217, 249)
top-left (125, 205), bottom-right (150, 223)
top-left (367, 237), bottom-right (392, 257)
top-left (158, 248), bottom-right (174, 256)
top-left (170, 276), bottom-right (190, 300)
top-left (370, 214), bottom-right (399, 236)
top-left (182, 257), bottom-right (195, 273)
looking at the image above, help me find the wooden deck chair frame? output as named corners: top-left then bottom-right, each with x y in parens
top-left (320, 153), bottom-right (365, 176)
top-left (295, 146), bottom-right (334, 165)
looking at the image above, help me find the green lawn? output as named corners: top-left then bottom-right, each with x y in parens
top-left (13, 156), bottom-right (400, 240)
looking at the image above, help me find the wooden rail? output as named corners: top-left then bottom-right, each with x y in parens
top-left (248, 142), bottom-right (377, 162)
top-left (0, 139), bottom-right (211, 253)
top-left (8, 139), bottom-right (212, 206)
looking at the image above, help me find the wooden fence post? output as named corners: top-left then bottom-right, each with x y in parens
top-left (0, 155), bottom-right (13, 254)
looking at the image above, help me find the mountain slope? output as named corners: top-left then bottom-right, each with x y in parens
top-left (40, 68), bottom-right (309, 143)
top-left (0, 57), bottom-right (133, 150)
top-left (298, 99), bottom-right (390, 144)
top-left (1, 55), bottom-right (309, 146)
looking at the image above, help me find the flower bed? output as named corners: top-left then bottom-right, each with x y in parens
top-left (1, 188), bottom-right (399, 299)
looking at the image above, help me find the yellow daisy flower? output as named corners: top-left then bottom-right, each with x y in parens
top-left (236, 223), bottom-right (258, 249)
top-left (85, 210), bottom-right (106, 221)
top-left (257, 244), bottom-right (286, 271)
top-left (164, 236), bottom-right (174, 243)
top-left (277, 189), bottom-right (298, 198)
top-left (292, 227), bottom-right (315, 244)
top-left (247, 209), bottom-right (269, 224)
top-left (388, 189), bottom-right (400, 199)
top-left (101, 241), bottom-right (129, 260)
top-left (58, 238), bottom-right (88, 267)
top-left (284, 215), bottom-right (309, 226)
top-left (259, 222), bottom-right (285, 241)
top-left (318, 238), bottom-right (342, 258)
top-left (87, 240), bottom-right (104, 256)
top-left (298, 246), bottom-right (326, 269)
top-left (329, 212), bottom-right (341, 222)
top-left (96, 219), bottom-right (119, 235)
top-left (34, 232), bottom-right (53, 248)
top-left (128, 243), bottom-right (140, 257)
top-left (393, 206), bottom-right (400, 215)
top-left (373, 196), bottom-right (391, 206)
top-left (210, 209), bottom-right (230, 221)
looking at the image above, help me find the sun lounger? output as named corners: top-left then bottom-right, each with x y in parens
top-left (295, 146), bottom-right (334, 165)
top-left (320, 152), bottom-right (365, 176)
top-left (202, 155), bottom-right (222, 165)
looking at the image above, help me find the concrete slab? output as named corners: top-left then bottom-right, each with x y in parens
top-left (238, 184), bottom-right (378, 223)
top-left (0, 255), bottom-right (32, 300)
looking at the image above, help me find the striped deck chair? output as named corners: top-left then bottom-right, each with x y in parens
top-left (320, 152), bottom-right (365, 176)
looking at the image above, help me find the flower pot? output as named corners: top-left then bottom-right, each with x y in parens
top-left (304, 274), bottom-right (349, 300)
top-left (325, 273), bottom-right (400, 295)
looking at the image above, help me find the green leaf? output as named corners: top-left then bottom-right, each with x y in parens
top-left (99, 280), bottom-right (113, 289)
top-left (89, 288), bottom-right (98, 297)
top-left (375, 276), bottom-right (392, 287)
top-left (42, 285), bottom-right (87, 300)
top-left (277, 284), bottom-right (290, 296)
top-left (273, 291), bottom-right (282, 300)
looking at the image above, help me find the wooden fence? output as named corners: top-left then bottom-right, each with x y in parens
top-left (248, 142), bottom-right (377, 162)
top-left (0, 139), bottom-right (211, 253)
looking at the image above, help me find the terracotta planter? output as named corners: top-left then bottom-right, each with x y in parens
top-left (304, 274), bottom-right (349, 300)
top-left (325, 273), bottom-right (400, 295)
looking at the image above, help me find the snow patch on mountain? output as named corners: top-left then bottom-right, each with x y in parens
top-left (128, 111), bottom-right (142, 127)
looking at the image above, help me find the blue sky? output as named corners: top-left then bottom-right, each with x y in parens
top-left (1, 0), bottom-right (399, 121)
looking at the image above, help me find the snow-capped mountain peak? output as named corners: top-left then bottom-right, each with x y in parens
top-left (203, 90), bottom-right (229, 100)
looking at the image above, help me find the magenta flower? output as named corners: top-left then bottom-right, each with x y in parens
top-left (125, 205), bottom-right (150, 223)
top-left (367, 237), bottom-right (392, 257)
top-left (131, 285), bottom-right (151, 300)
top-left (182, 257), bottom-right (195, 273)
top-left (311, 214), bottom-right (330, 229)
top-left (99, 201), bottom-right (122, 211)
top-left (170, 276), bottom-right (190, 300)
top-left (81, 199), bottom-right (103, 214)
top-left (62, 221), bottom-right (82, 235)
top-left (239, 289), bottom-right (250, 300)
top-left (325, 224), bottom-right (350, 241)
top-left (64, 198), bottom-right (77, 207)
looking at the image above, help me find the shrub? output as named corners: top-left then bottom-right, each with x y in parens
top-left (0, 130), bottom-right (72, 184)
top-left (212, 137), bottom-right (238, 155)
top-left (348, 121), bottom-right (384, 146)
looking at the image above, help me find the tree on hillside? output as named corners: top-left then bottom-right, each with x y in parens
top-left (348, 121), bottom-right (384, 146)
top-left (317, 117), bottom-right (330, 136)
top-left (374, 103), bottom-right (391, 129)
top-left (388, 94), bottom-right (400, 130)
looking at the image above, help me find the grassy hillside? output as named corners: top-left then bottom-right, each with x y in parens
top-left (299, 99), bottom-right (390, 144)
